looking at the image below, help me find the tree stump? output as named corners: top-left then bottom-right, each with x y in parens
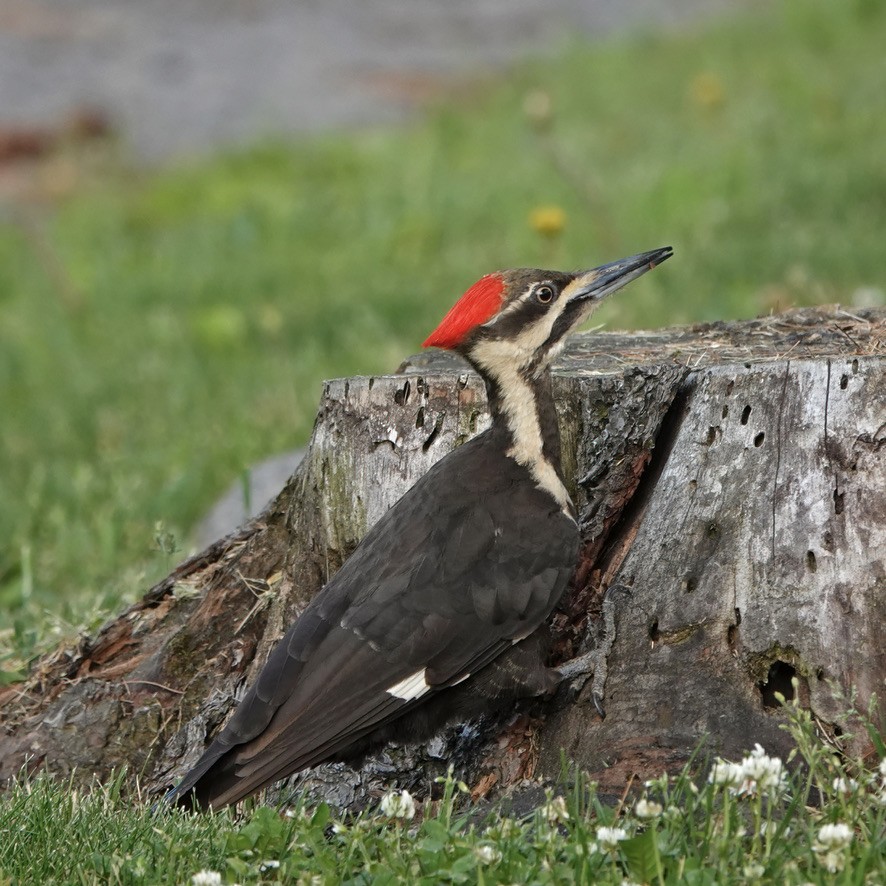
top-left (1, 307), bottom-right (884, 808)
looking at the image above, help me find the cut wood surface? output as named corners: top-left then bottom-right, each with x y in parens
top-left (1, 306), bottom-right (884, 808)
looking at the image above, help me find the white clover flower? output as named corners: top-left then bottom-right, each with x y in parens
top-left (709, 759), bottom-right (743, 788)
top-left (191, 872), bottom-right (222, 886)
top-left (813, 822), bottom-right (853, 873)
top-left (737, 744), bottom-right (786, 797)
top-left (742, 863), bottom-right (765, 879)
top-left (380, 789), bottom-right (416, 820)
top-left (474, 844), bottom-right (502, 865)
top-left (879, 758), bottom-right (886, 779)
top-left (711, 746), bottom-right (786, 797)
top-left (259, 860), bottom-right (280, 872)
top-left (542, 794), bottom-right (570, 823)
top-left (832, 776), bottom-right (858, 794)
top-left (597, 826), bottom-right (629, 851)
top-left (814, 823), bottom-right (853, 851)
top-left (634, 798), bottom-right (663, 819)
top-left (818, 851), bottom-right (845, 874)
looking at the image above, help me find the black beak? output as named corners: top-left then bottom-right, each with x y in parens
top-left (567, 246), bottom-right (674, 303)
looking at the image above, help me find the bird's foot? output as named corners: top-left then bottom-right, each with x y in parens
top-left (556, 651), bottom-right (605, 718)
top-left (557, 650), bottom-right (596, 683)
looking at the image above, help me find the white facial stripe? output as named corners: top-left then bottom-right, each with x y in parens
top-left (386, 669), bottom-right (431, 700)
top-left (483, 290), bottom-right (532, 326)
top-left (560, 271), bottom-right (598, 301)
top-left (470, 337), bottom-right (572, 513)
top-left (483, 279), bottom-right (566, 332)
top-left (479, 301), bottom-right (563, 370)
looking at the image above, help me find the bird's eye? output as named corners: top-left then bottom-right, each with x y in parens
top-left (535, 285), bottom-right (555, 304)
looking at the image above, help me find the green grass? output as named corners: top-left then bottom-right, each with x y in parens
top-left (1, 697), bottom-right (884, 885)
top-left (3, 5), bottom-right (885, 880)
top-left (1, 0), bottom-right (885, 664)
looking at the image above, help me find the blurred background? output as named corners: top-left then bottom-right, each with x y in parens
top-left (1, 0), bottom-right (884, 674)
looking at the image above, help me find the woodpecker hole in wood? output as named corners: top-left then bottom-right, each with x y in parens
top-left (833, 487), bottom-right (845, 515)
top-left (415, 406), bottom-right (425, 428)
top-left (721, 404), bottom-right (729, 418)
top-left (852, 358), bottom-right (859, 373)
top-left (422, 415), bottom-right (444, 452)
top-left (758, 660), bottom-right (796, 709)
top-left (806, 550), bottom-right (817, 572)
top-left (394, 380), bottom-right (411, 406)
top-left (740, 405), bottom-right (751, 425)
top-left (754, 431), bottom-right (765, 447)
top-left (649, 619), bottom-right (660, 643)
top-left (840, 374), bottom-right (849, 390)
top-left (706, 426), bottom-right (718, 445)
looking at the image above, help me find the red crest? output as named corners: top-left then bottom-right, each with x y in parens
top-left (423, 274), bottom-right (505, 350)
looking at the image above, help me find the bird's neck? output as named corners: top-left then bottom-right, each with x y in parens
top-left (478, 360), bottom-right (572, 514)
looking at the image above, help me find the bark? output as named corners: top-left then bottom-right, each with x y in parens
top-left (1, 306), bottom-right (884, 809)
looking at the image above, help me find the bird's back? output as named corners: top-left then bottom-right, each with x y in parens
top-left (168, 427), bottom-right (578, 809)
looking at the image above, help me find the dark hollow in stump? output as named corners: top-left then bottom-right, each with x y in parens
top-left (1, 306), bottom-right (884, 809)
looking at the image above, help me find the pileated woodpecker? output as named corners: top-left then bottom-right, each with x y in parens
top-left (166, 247), bottom-right (672, 809)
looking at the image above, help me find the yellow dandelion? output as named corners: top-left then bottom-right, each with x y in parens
top-left (529, 205), bottom-right (566, 238)
top-left (690, 71), bottom-right (725, 110)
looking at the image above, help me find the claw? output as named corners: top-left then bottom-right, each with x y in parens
top-left (556, 651), bottom-right (597, 699)
top-left (555, 651), bottom-right (607, 718)
top-left (592, 691), bottom-right (606, 719)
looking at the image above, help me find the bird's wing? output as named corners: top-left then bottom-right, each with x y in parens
top-left (170, 439), bottom-right (578, 806)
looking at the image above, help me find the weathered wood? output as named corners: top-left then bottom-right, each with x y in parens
top-left (541, 354), bottom-right (886, 793)
top-left (1, 306), bottom-right (883, 808)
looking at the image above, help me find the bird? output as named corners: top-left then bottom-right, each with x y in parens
top-left (165, 246), bottom-right (673, 810)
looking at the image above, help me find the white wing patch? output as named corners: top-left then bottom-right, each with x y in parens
top-left (386, 669), bottom-right (431, 700)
